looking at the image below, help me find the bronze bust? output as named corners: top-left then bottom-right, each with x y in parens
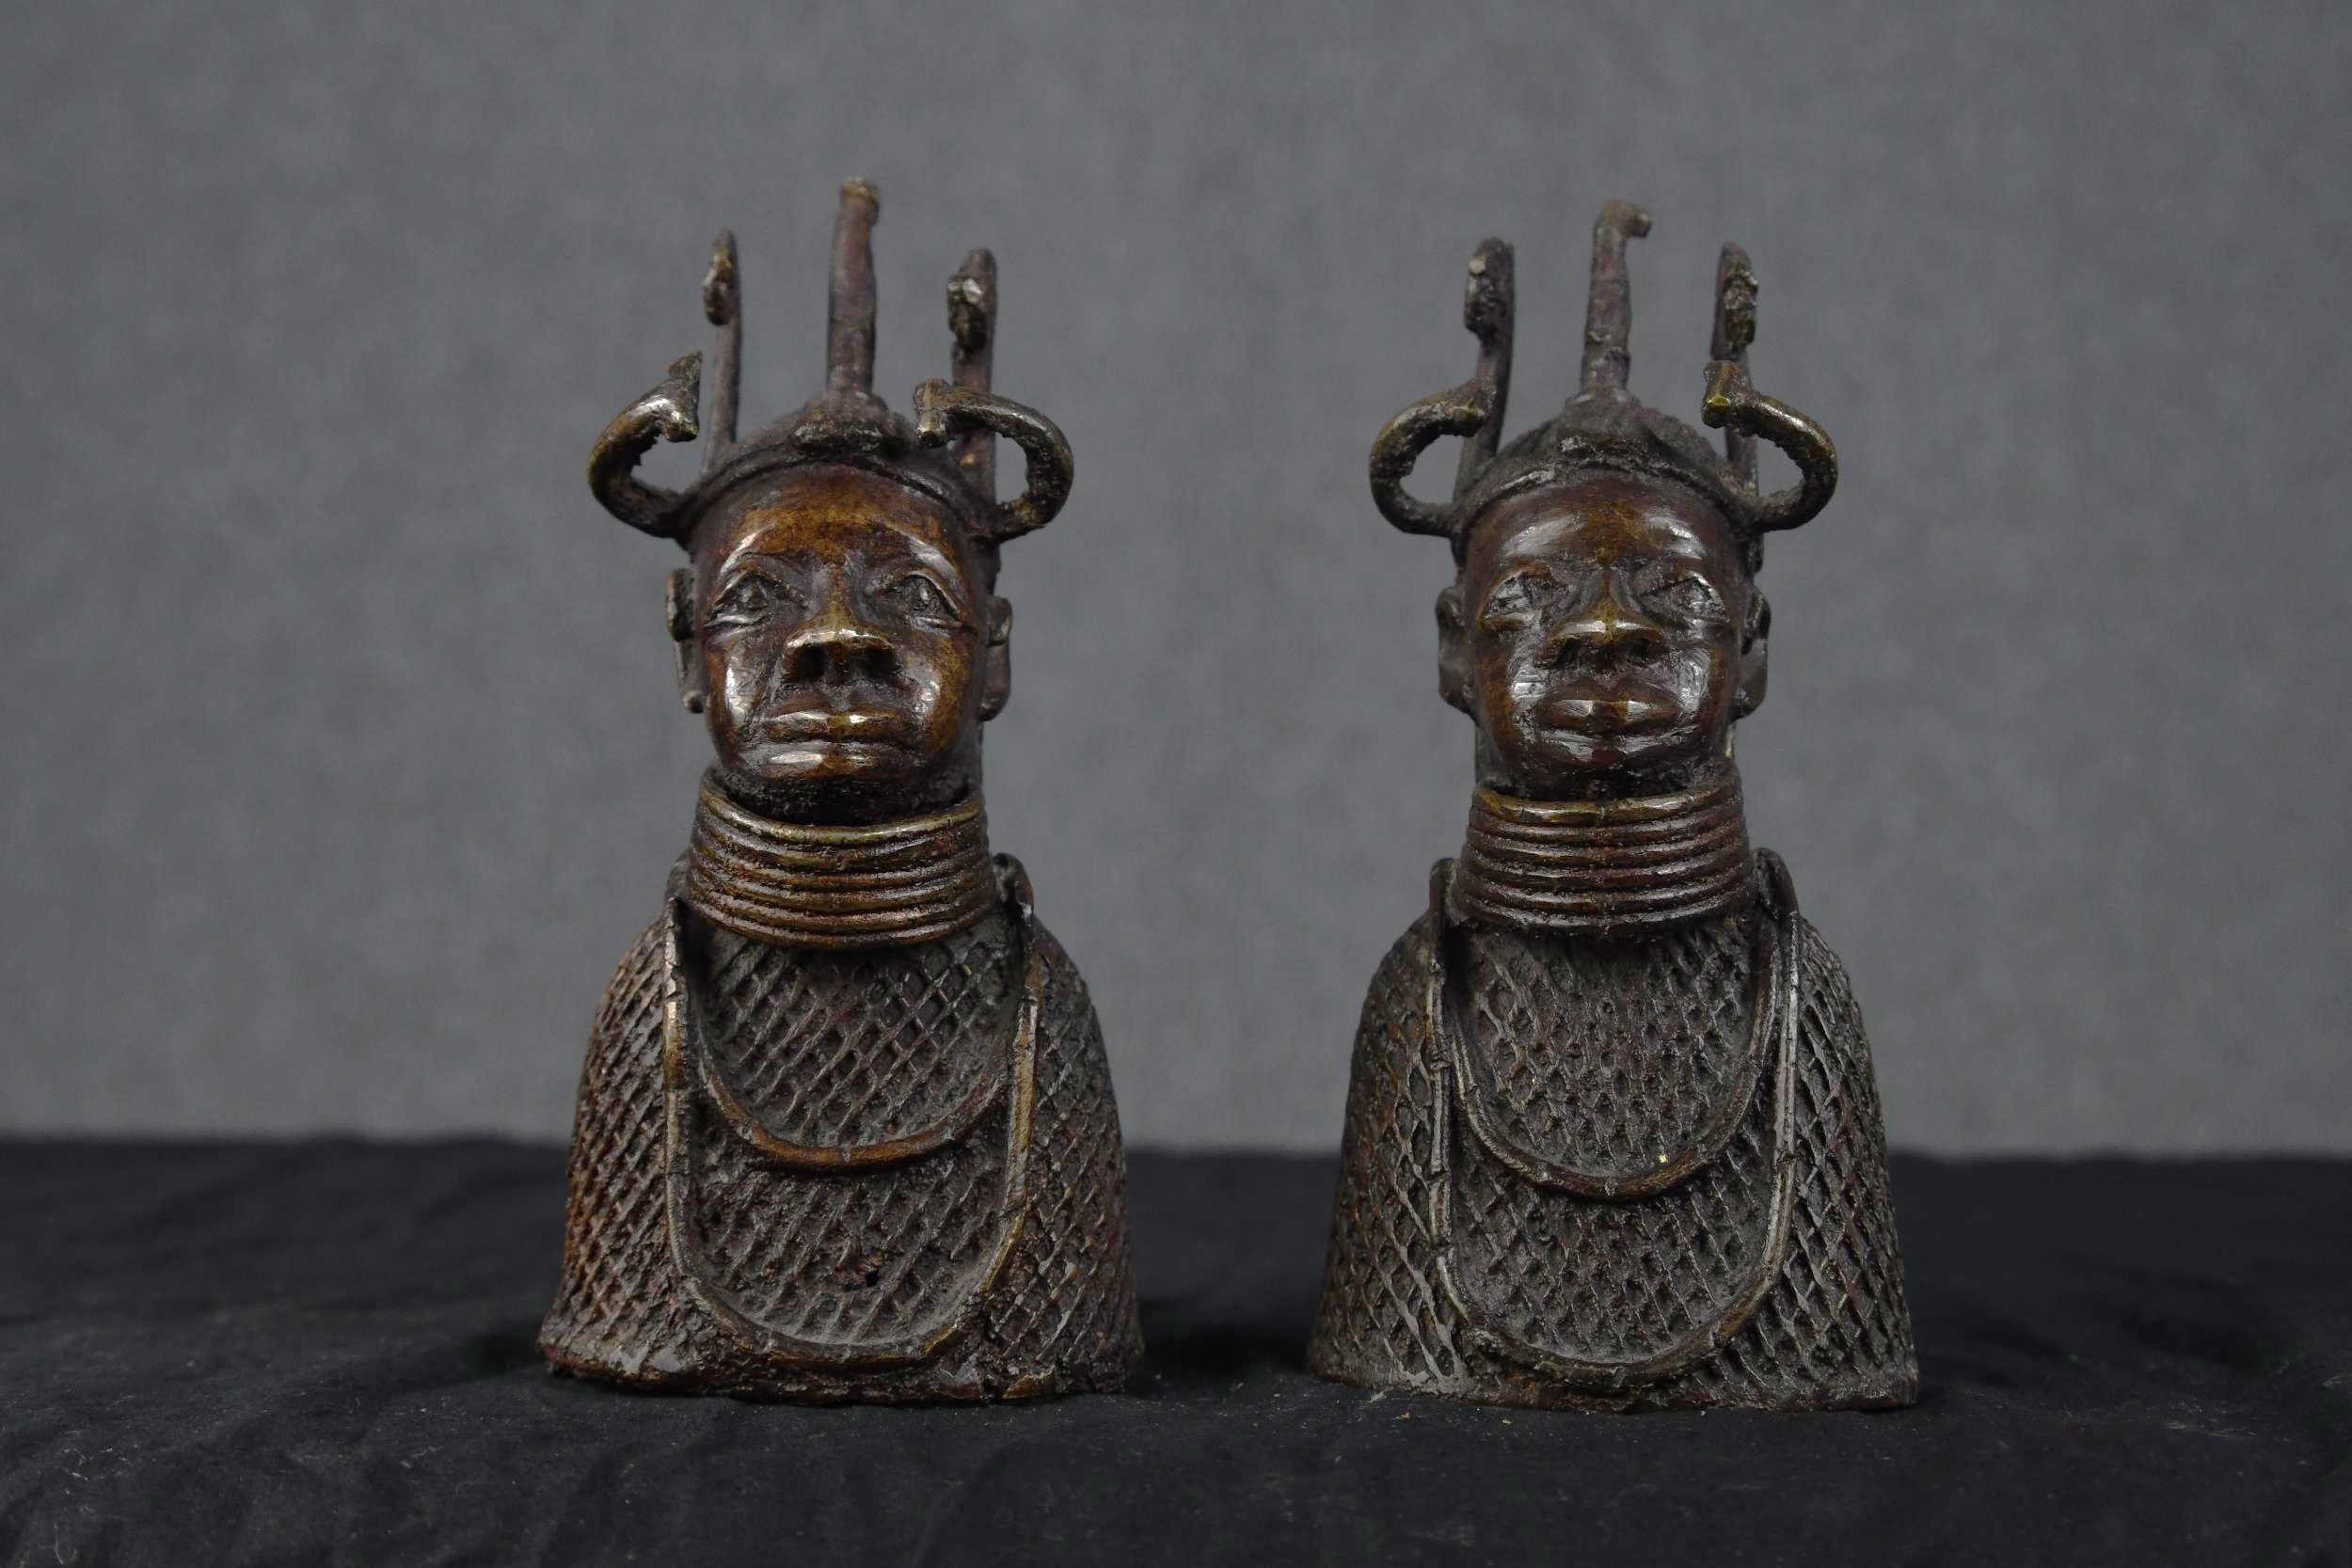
top-left (539, 181), bottom-right (1142, 1402)
top-left (1309, 202), bottom-right (1918, 1411)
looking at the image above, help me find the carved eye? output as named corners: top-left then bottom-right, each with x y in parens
top-left (885, 573), bottom-right (961, 628)
top-left (1479, 573), bottom-right (1561, 631)
top-left (707, 573), bottom-right (796, 629)
top-left (1644, 575), bottom-right (1724, 623)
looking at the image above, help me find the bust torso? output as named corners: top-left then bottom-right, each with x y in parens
top-left (1310, 877), bottom-right (1915, 1410)
top-left (541, 863), bottom-right (1139, 1402)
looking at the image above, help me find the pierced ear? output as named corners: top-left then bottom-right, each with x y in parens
top-left (978, 594), bottom-right (1013, 721)
top-left (666, 567), bottom-right (707, 714)
top-left (1733, 590), bottom-right (1770, 721)
top-left (1437, 584), bottom-right (1471, 714)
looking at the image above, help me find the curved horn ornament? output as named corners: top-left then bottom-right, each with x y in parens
top-left (1701, 360), bottom-right (1837, 533)
top-left (913, 380), bottom-right (1073, 544)
top-left (589, 352), bottom-right (702, 540)
top-left (1369, 377), bottom-right (1498, 539)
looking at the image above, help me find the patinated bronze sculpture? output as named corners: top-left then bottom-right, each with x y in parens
top-left (1310, 202), bottom-right (1917, 1411)
top-left (540, 181), bottom-right (1142, 1402)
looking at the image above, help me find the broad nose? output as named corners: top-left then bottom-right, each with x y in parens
top-left (1548, 578), bottom-right (1667, 664)
top-left (782, 590), bottom-right (895, 685)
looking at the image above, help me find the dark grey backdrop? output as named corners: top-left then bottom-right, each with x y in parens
top-left (5, 1), bottom-right (2345, 1151)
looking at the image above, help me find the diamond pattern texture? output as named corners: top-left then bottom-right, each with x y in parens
top-left (694, 914), bottom-right (1011, 1151)
top-left (1308, 879), bottom-right (1917, 1411)
top-left (1465, 916), bottom-right (1754, 1180)
top-left (539, 876), bottom-right (1142, 1402)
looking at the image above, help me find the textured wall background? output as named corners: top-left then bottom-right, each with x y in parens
top-left (5, 1), bottom-right (2346, 1150)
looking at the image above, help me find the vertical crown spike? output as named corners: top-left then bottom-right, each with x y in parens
top-left (1579, 200), bottom-right (1652, 397)
top-left (1710, 243), bottom-right (1758, 492)
top-left (1454, 238), bottom-right (1516, 499)
top-left (947, 248), bottom-right (998, 499)
top-left (700, 229), bottom-right (742, 474)
top-left (826, 179), bottom-right (881, 398)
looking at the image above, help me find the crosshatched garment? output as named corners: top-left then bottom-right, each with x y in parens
top-left (1309, 859), bottom-right (1917, 1411)
top-left (540, 863), bottom-right (1142, 1402)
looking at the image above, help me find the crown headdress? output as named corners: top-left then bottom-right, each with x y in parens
top-left (588, 179), bottom-right (1073, 561)
top-left (1370, 200), bottom-right (1836, 569)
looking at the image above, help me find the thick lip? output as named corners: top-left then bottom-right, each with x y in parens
top-left (1535, 685), bottom-right (1680, 736)
top-left (753, 707), bottom-right (913, 744)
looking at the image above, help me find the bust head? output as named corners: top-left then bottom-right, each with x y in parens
top-left (1439, 471), bottom-right (1764, 800)
top-left (1369, 200), bottom-right (1837, 805)
top-left (683, 465), bottom-right (1009, 822)
top-left (585, 180), bottom-right (1073, 827)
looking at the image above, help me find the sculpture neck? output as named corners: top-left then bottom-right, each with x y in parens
top-left (1453, 769), bottom-right (1754, 938)
top-left (683, 771), bottom-right (997, 950)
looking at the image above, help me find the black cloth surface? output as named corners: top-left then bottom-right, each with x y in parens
top-left (3, 1141), bottom-right (2347, 1566)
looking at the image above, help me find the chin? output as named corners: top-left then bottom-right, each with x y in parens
top-left (1510, 732), bottom-right (1708, 792)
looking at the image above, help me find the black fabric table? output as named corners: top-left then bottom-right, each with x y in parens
top-left (4, 1141), bottom-right (2346, 1566)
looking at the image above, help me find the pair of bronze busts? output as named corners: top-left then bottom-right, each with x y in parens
top-left (538, 181), bottom-right (1919, 1412)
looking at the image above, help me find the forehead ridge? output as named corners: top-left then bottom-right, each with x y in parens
top-left (701, 465), bottom-right (974, 576)
top-left (1470, 472), bottom-right (1742, 578)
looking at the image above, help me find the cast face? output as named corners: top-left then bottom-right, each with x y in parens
top-left (690, 465), bottom-right (1007, 822)
top-left (1444, 471), bottom-right (1756, 799)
